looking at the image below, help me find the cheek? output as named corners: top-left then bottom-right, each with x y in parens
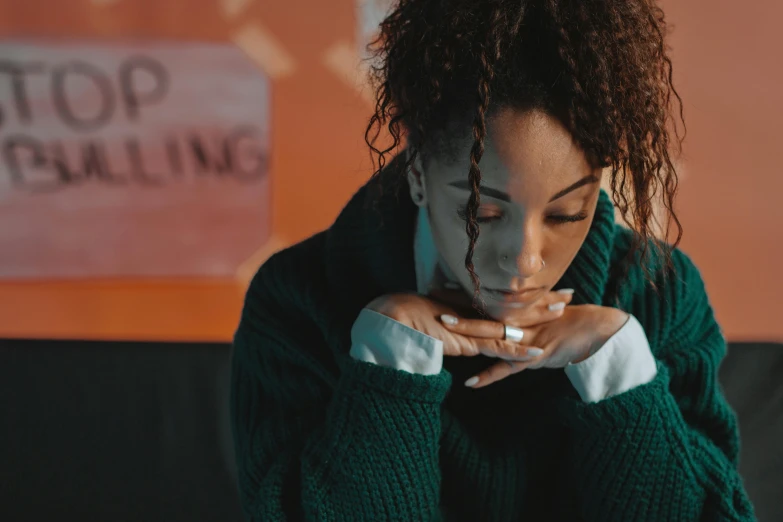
top-left (429, 210), bottom-right (499, 278)
top-left (429, 212), bottom-right (468, 263)
top-left (542, 221), bottom-right (593, 269)
top-left (428, 208), bottom-right (472, 271)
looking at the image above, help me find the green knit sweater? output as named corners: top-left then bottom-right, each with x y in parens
top-left (231, 160), bottom-right (755, 521)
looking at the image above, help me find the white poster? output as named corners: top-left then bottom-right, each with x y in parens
top-left (0, 40), bottom-right (271, 278)
top-left (357, 0), bottom-right (394, 58)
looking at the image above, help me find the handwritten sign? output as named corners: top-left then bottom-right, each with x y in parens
top-left (0, 40), bottom-right (271, 278)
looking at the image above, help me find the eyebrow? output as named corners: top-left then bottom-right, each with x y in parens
top-left (448, 173), bottom-right (599, 203)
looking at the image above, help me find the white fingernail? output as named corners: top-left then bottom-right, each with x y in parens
top-left (440, 314), bottom-right (459, 325)
top-left (557, 288), bottom-right (575, 294)
top-left (444, 281), bottom-right (461, 290)
top-left (464, 376), bottom-right (480, 387)
top-left (527, 348), bottom-right (544, 357)
top-left (548, 302), bottom-right (566, 311)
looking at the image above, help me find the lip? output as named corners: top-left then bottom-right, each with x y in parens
top-left (484, 287), bottom-right (545, 304)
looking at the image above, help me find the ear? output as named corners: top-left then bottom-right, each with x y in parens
top-left (406, 149), bottom-right (428, 207)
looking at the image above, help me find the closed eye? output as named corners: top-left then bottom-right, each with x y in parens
top-left (456, 205), bottom-right (502, 224)
top-left (457, 205), bottom-right (588, 225)
top-left (547, 211), bottom-right (588, 224)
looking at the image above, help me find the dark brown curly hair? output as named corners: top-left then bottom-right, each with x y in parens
top-left (364, 0), bottom-right (685, 303)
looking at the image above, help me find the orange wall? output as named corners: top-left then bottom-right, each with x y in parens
top-left (662, 0), bottom-right (782, 341)
top-left (0, 0), bottom-right (779, 341)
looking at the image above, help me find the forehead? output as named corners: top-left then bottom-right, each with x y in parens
top-left (429, 108), bottom-right (592, 190)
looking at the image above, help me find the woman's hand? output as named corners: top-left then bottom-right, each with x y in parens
top-left (439, 304), bottom-right (630, 388)
top-left (365, 289), bottom-right (574, 360)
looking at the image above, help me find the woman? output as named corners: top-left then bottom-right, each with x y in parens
top-left (231, 0), bottom-right (755, 520)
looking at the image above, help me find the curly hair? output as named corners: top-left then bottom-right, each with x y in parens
top-left (364, 0), bottom-right (685, 305)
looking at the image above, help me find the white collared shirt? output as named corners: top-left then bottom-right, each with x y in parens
top-left (350, 207), bottom-right (657, 403)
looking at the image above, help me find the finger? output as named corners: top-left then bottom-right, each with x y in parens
top-left (441, 331), bottom-right (482, 358)
top-left (439, 318), bottom-right (542, 359)
top-left (439, 314), bottom-right (506, 340)
top-left (491, 290), bottom-right (572, 327)
top-left (494, 304), bottom-right (566, 327)
top-left (482, 338), bottom-right (545, 360)
top-left (477, 347), bottom-right (537, 362)
top-left (544, 288), bottom-right (575, 306)
top-left (464, 358), bottom-right (533, 389)
top-left (440, 316), bottom-right (547, 360)
top-left (526, 289), bottom-right (574, 315)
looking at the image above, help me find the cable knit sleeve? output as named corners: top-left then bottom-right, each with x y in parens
top-left (558, 250), bottom-right (756, 521)
top-left (230, 244), bottom-right (451, 522)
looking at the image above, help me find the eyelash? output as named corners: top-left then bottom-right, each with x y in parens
top-left (456, 206), bottom-right (588, 225)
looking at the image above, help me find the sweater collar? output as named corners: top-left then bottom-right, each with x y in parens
top-left (324, 155), bottom-right (617, 317)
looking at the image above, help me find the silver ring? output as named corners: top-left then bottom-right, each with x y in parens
top-left (504, 325), bottom-right (525, 343)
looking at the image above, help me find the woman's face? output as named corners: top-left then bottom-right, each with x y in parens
top-left (412, 107), bottom-right (602, 314)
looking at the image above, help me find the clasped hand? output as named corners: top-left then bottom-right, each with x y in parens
top-left (367, 285), bottom-right (628, 388)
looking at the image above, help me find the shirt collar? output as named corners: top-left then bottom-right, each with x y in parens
top-left (413, 207), bottom-right (439, 294)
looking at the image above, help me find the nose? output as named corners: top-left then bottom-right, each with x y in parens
top-left (498, 223), bottom-right (545, 282)
top-left (499, 251), bottom-right (545, 281)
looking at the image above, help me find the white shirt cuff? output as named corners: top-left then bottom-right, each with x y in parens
top-left (564, 314), bottom-right (657, 403)
top-left (349, 308), bottom-right (444, 375)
